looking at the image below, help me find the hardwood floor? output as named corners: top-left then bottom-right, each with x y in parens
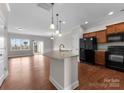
top-left (77, 63), bottom-right (124, 89)
top-left (0, 55), bottom-right (124, 90)
top-left (0, 55), bottom-right (56, 90)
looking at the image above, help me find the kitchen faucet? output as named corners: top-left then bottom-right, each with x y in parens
top-left (59, 44), bottom-right (65, 51)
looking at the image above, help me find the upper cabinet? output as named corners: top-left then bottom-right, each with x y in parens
top-left (115, 22), bottom-right (124, 33)
top-left (96, 30), bottom-right (106, 43)
top-left (82, 22), bottom-right (124, 43)
top-left (83, 30), bottom-right (106, 44)
top-left (83, 32), bottom-right (96, 38)
top-left (107, 22), bottom-right (124, 35)
top-left (106, 24), bottom-right (116, 35)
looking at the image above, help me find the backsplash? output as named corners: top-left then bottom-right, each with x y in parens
top-left (98, 42), bottom-right (124, 50)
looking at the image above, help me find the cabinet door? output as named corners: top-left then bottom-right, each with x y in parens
top-left (83, 32), bottom-right (96, 38)
top-left (96, 30), bottom-right (106, 43)
top-left (95, 51), bottom-right (105, 65)
top-left (88, 32), bottom-right (96, 37)
top-left (83, 33), bottom-right (89, 38)
top-left (106, 25), bottom-right (116, 35)
top-left (115, 23), bottom-right (124, 33)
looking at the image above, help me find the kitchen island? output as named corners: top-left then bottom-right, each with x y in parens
top-left (44, 51), bottom-right (79, 90)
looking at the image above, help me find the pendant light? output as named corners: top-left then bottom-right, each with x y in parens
top-left (50, 3), bottom-right (55, 30)
top-left (50, 32), bottom-right (54, 40)
top-left (58, 20), bottom-right (62, 37)
top-left (50, 35), bottom-right (54, 39)
top-left (55, 13), bottom-right (59, 34)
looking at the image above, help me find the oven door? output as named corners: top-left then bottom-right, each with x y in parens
top-left (109, 54), bottom-right (124, 63)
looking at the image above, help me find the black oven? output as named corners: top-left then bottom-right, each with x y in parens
top-left (106, 46), bottom-right (124, 71)
top-left (109, 54), bottom-right (123, 63)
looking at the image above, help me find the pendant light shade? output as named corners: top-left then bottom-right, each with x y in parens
top-left (50, 35), bottom-right (54, 39)
top-left (56, 30), bottom-right (59, 34)
top-left (58, 33), bottom-right (62, 37)
top-left (50, 24), bottom-right (55, 30)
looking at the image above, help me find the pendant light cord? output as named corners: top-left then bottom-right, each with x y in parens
top-left (59, 20), bottom-right (62, 33)
top-left (51, 3), bottom-right (54, 24)
top-left (56, 14), bottom-right (59, 30)
top-left (50, 3), bottom-right (54, 39)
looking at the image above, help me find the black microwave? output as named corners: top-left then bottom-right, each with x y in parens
top-left (107, 33), bottom-right (123, 42)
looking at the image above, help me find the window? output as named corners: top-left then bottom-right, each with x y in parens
top-left (11, 38), bottom-right (30, 51)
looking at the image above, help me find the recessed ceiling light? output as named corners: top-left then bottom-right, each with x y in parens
top-left (108, 11), bottom-right (114, 15)
top-left (84, 21), bottom-right (88, 24)
top-left (16, 27), bottom-right (23, 30)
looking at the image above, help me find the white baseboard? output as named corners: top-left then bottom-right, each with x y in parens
top-left (49, 76), bottom-right (63, 90)
top-left (0, 74), bottom-right (4, 87)
top-left (49, 76), bottom-right (79, 90)
top-left (65, 81), bottom-right (79, 90)
top-left (0, 70), bottom-right (8, 87)
top-left (8, 54), bottom-right (33, 58)
top-left (4, 70), bottom-right (8, 79)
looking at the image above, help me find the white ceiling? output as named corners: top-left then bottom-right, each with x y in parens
top-left (8, 3), bottom-right (124, 36)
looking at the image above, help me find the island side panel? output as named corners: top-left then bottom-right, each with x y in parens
top-left (49, 58), bottom-right (65, 89)
top-left (64, 56), bottom-right (79, 89)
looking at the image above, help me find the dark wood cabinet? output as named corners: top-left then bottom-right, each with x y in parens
top-left (83, 22), bottom-right (124, 43)
top-left (83, 32), bottom-right (96, 38)
top-left (107, 22), bottom-right (124, 35)
top-left (96, 30), bottom-right (106, 43)
top-left (106, 24), bottom-right (116, 35)
top-left (95, 51), bottom-right (105, 66)
top-left (83, 33), bottom-right (89, 38)
top-left (115, 22), bottom-right (124, 33)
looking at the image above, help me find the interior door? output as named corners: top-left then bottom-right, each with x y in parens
top-left (33, 41), bottom-right (44, 55)
top-left (37, 41), bottom-right (44, 54)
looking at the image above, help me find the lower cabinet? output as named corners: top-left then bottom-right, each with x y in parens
top-left (95, 51), bottom-right (105, 66)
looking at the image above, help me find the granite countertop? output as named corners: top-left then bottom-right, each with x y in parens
top-left (43, 51), bottom-right (78, 60)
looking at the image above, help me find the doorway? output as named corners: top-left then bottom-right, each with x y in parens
top-left (33, 41), bottom-right (44, 55)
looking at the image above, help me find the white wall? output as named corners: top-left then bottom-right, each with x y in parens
top-left (0, 3), bottom-right (9, 87)
top-left (53, 25), bottom-right (84, 55)
top-left (8, 32), bottom-right (53, 57)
